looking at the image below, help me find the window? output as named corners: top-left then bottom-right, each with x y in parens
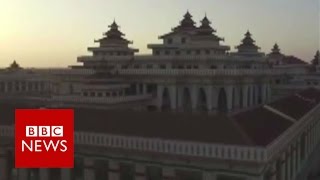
top-left (196, 50), bottom-right (201, 55)
top-left (177, 65), bottom-right (184, 69)
top-left (186, 50), bottom-right (191, 55)
top-left (210, 65), bottom-right (217, 69)
top-left (154, 50), bottom-right (160, 55)
top-left (167, 38), bottom-right (173, 44)
top-left (160, 64), bottom-right (166, 69)
top-left (83, 92), bottom-right (88, 96)
top-left (165, 50), bottom-right (170, 55)
top-left (181, 37), bottom-right (186, 44)
top-left (146, 64), bottom-right (153, 69)
top-left (97, 92), bottom-right (102, 97)
top-left (121, 65), bottom-right (128, 69)
top-left (175, 50), bottom-right (181, 55)
top-left (133, 64), bottom-right (140, 69)
top-left (193, 65), bottom-right (199, 69)
top-left (205, 50), bottom-right (210, 55)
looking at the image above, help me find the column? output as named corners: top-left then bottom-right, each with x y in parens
top-left (267, 84), bottom-right (272, 102)
top-left (251, 85), bottom-right (255, 105)
top-left (61, 169), bottom-right (71, 180)
top-left (191, 85), bottom-right (198, 110)
top-left (177, 86), bottom-right (183, 110)
top-left (169, 85), bottom-right (177, 110)
top-left (4, 82), bottom-right (7, 93)
top-left (156, 85), bottom-right (164, 110)
top-left (212, 87), bottom-right (218, 112)
top-left (234, 87), bottom-right (240, 109)
top-left (39, 168), bottom-right (49, 180)
top-left (18, 169), bottom-right (29, 180)
top-left (305, 132), bottom-right (309, 161)
top-left (136, 84), bottom-right (140, 95)
top-left (162, 167), bottom-right (175, 180)
top-left (143, 84), bottom-right (147, 94)
top-left (203, 171), bottom-right (215, 180)
top-left (135, 164), bottom-right (146, 180)
top-left (242, 85), bottom-right (248, 108)
top-left (205, 86), bottom-right (213, 111)
top-left (261, 84), bottom-right (267, 104)
top-left (269, 161), bottom-right (277, 180)
top-left (292, 146), bottom-right (297, 178)
top-left (280, 153), bottom-right (286, 180)
top-left (226, 85), bottom-right (233, 112)
top-left (84, 158), bottom-right (95, 180)
top-left (308, 130), bottom-right (312, 155)
top-left (0, 150), bottom-right (7, 180)
top-left (286, 150), bottom-right (291, 180)
top-left (108, 160), bottom-right (120, 180)
top-left (251, 85), bottom-right (255, 106)
top-left (297, 140), bottom-right (301, 172)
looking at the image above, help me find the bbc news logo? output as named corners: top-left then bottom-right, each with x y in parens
top-left (23, 126), bottom-right (67, 152)
top-left (15, 109), bottom-right (74, 168)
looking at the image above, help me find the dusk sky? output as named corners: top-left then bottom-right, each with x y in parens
top-left (0, 0), bottom-right (318, 67)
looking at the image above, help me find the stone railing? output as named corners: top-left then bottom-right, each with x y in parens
top-left (117, 68), bottom-right (292, 76)
top-left (0, 125), bottom-right (267, 163)
top-left (51, 94), bottom-right (153, 104)
top-left (29, 68), bottom-right (95, 75)
top-left (77, 54), bottom-right (265, 62)
top-left (265, 101), bottom-right (320, 160)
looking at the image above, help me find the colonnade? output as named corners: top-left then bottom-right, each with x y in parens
top-left (156, 83), bottom-right (271, 112)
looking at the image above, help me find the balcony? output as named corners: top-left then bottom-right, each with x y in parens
top-left (77, 54), bottom-right (265, 62)
top-left (117, 68), bottom-right (291, 77)
top-left (51, 94), bottom-right (153, 104)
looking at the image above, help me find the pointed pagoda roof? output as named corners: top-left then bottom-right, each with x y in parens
top-left (198, 14), bottom-right (216, 33)
top-left (173, 11), bottom-right (197, 32)
top-left (312, 50), bottom-right (320, 65)
top-left (95, 20), bottom-right (132, 45)
top-left (271, 43), bottom-right (281, 54)
top-left (195, 14), bottom-right (224, 42)
top-left (236, 30), bottom-right (260, 50)
top-left (7, 60), bottom-right (22, 70)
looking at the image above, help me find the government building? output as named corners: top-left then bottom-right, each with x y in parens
top-left (0, 12), bottom-right (319, 180)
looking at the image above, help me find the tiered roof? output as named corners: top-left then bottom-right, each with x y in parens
top-left (196, 15), bottom-right (223, 41)
top-left (270, 43), bottom-right (281, 55)
top-left (7, 60), bottom-right (22, 70)
top-left (95, 20), bottom-right (132, 46)
top-left (312, 50), bottom-right (320, 66)
top-left (173, 11), bottom-right (197, 32)
top-left (236, 31), bottom-right (260, 51)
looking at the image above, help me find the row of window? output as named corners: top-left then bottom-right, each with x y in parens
top-left (166, 37), bottom-right (186, 44)
top-left (121, 64), bottom-right (258, 70)
top-left (75, 133), bottom-right (265, 161)
top-left (93, 51), bottom-right (134, 56)
top-left (82, 91), bottom-right (124, 97)
top-left (0, 81), bottom-right (46, 92)
top-left (153, 49), bottom-right (225, 56)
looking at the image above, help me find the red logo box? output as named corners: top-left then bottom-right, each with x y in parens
top-left (15, 109), bottom-right (74, 168)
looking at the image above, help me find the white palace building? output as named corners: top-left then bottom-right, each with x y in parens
top-left (0, 12), bottom-right (320, 180)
